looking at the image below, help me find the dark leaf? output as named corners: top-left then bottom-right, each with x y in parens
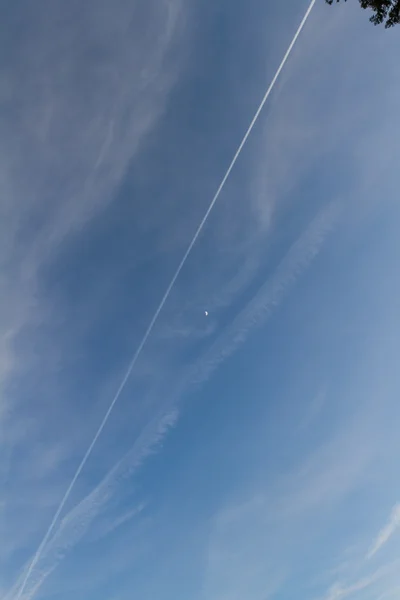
top-left (325, 0), bottom-right (400, 27)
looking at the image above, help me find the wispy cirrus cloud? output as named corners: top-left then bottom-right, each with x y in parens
top-left (322, 561), bottom-right (400, 600)
top-left (0, 0), bottom-right (187, 591)
top-left (3, 1), bottom-right (400, 600)
top-left (3, 6), bottom-right (322, 598)
top-left (0, 0), bottom-right (187, 385)
top-left (367, 504), bottom-right (400, 560)
top-left (11, 196), bottom-right (337, 600)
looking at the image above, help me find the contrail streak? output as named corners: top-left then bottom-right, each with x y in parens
top-left (15, 1), bottom-right (316, 597)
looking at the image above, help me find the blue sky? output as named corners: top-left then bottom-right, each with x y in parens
top-left (2, 0), bottom-right (400, 599)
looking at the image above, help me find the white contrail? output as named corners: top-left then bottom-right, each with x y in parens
top-left (15, 2), bottom-right (316, 597)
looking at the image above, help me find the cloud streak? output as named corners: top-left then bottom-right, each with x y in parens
top-left (14, 192), bottom-right (339, 600)
top-left (7, 2), bottom-right (399, 599)
top-left (173, 199), bottom-right (340, 397)
top-left (0, 0), bottom-right (186, 384)
top-left (322, 561), bottom-right (400, 600)
top-left (13, 3), bottom-right (317, 598)
top-left (4, 409), bottom-right (177, 600)
top-left (1, 0), bottom-right (186, 592)
top-left (367, 503), bottom-right (400, 560)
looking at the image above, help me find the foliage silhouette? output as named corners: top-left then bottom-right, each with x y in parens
top-left (326, 0), bottom-right (400, 27)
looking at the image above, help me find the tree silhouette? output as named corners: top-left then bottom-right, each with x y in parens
top-left (325, 0), bottom-right (400, 27)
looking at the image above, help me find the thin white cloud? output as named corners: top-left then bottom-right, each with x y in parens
top-left (12, 5), bottom-right (317, 598)
top-left (322, 561), bottom-right (400, 600)
top-left (12, 197), bottom-right (338, 600)
top-left (87, 504), bottom-right (147, 543)
top-left (367, 503), bottom-right (400, 560)
top-left (4, 409), bottom-right (178, 600)
top-left (0, 0), bottom-right (186, 383)
top-left (377, 586), bottom-right (400, 600)
top-left (0, 0), bottom-right (186, 591)
top-left (4, 2), bottom-right (400, 600)
top-left (203, 493), bottom-right (287, 600)
top-left (175, 200), bottom-right (339, 395)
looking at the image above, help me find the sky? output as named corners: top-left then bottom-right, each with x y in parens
top-left (1, 0), bottom-right (400, 599)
